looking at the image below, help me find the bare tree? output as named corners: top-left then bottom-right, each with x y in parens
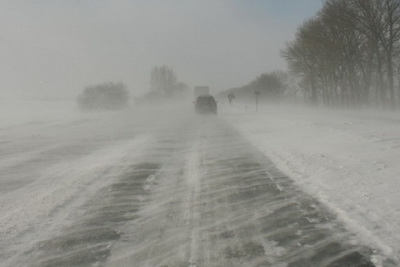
top-left (145, 65), bottom-right (189, 102)
top-left (282, 20), bottom-right (320, 105)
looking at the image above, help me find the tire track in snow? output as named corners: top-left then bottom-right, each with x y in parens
top-left (195, 119), bottom-right (393, 266)
top-left (105, 116), bottom-right (395, 266)
top-left (185, 139), bottom-right (201, 267)
top-left (0, 136), bottom-right (153, 267)
top-left (17, 119), bottom-right (196, 267)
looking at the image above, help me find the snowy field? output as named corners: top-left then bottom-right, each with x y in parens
top-left (222, 103), bottom-right (400, 262)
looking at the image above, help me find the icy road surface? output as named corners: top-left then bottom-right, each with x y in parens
top-left (0, 106), bottom-right (394, 266)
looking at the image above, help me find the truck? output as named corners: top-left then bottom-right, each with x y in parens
top-left (194, 86), bottom-right (210, 99)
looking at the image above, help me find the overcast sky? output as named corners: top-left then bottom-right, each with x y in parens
top-left (0, 0), bottom-right (323, 100)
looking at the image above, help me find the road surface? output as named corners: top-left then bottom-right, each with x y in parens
top-left (0, 106), bottom-right (394, 266)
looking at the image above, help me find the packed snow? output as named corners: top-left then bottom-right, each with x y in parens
top-left (221, 103), bottom-right (400, 261)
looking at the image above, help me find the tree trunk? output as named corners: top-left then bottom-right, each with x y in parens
top-left (310, 74), bottom-right (318, 106)
top-left (386, 52), bottom-right (396, 109)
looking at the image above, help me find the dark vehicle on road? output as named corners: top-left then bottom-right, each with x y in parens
top-left (195, 95), bottom-right (217, 114)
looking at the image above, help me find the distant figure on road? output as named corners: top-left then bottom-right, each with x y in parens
top-left (228, 93), bottom-right (235, 105)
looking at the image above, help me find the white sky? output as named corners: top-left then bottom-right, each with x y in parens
top-left (0, 0), bottom-right (322, 100)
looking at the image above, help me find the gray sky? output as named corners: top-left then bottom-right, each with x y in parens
top-left (0, 0), bottom-right (322, 100)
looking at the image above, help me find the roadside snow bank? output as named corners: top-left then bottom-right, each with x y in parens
top-left (222, 104), bottom-right (400, 261)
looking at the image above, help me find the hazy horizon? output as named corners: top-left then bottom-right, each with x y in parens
top-left (1, 0), bottom-right (323, 101)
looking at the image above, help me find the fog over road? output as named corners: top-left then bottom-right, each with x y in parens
top-left (0, 106), bottom-right (391, 266)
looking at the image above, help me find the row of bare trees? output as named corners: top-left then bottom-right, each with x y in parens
top-left (282, 0), bottom-right (400, 109)
top-left (219, 71), bottom-right (287, 103)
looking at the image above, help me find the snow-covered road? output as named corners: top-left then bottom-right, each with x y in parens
top-left (0, 104), bottom-right (395, 266)
top-left (223, 104), bottom-right (400, 265)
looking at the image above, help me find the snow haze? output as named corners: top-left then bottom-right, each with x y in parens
top-left (0, 0), bottom-right (322, 100)
top-left (3, 1), bottom-right (400, 266)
